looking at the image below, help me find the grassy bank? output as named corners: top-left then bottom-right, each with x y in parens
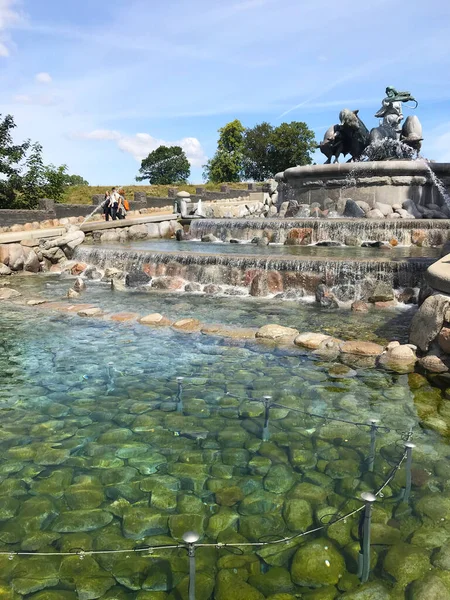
top-left (61, 183), bottom-right (252, 205)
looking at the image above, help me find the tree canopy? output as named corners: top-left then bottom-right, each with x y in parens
top-left (136, 145), bottom-right (190, 185)
top-left (0, 114), bottom-right (89, 209)
top-left (202, 119), bottom-right (245, 183)
top-left (203, 119), bottom-right (316, 183)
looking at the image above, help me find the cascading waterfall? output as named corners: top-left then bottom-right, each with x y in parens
top-left (190, 218), bottom-right (450, 246)
top-left (74, 245), bottom-right (433, 301)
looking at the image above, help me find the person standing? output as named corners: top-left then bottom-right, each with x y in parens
top-left (109, 187), bottom-right (120, 221)
top-left (103, 191), bottom-right (111, 221)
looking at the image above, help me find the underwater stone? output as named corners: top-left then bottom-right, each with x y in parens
top-left (123, 507), bottom-right (168, 539)
top-left (175, 572), bottom-right (215, 600)
top-left (338, 582), bottom-right (392, 599)
top-left (206, 507), bottom-right (239, 539)
top-left (238, 490), bottom-right (283, 515)
top-left (288, 482), bottom-right (328, 505)
top-left (415, 494), bottom-right (450, 522)
top-left (291, 540), bottom-right (345, 586)
top-left (51, 509), bottom-right (113, 532)
top-left (383, 543), bottom-right (431, 588)
top-left (168, 513), bottom-right (206, 541)
top-left (60, 554), bottom-right (115, 600)
top-left (65, 484), bottom-right (104, 510)
top-left (256, 324), bottom-right (299, 340)
top-left (112, 558), bottom-right (151, 591)
top-left (215, 486), bottom-right (244, 506)
top-left (215, 569), bottom-right (265, 600)
top-left (409, 574), bottom-right (450, 600)
top-left (283, 499), bottom-right (313, 532)
top-left (264, 463), bottom-right (295, 494)
top-left (248, 567), bottom-right (293, 596)
top-left (27, 592), bottom-right (78, 600)
top-left (11, 556), bottom-right (60, 595)
top-left (239, 513), bottom-right (285, 541)
top-left (248, 456), bottom-right (272, 476)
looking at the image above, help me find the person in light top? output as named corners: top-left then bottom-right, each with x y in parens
top-left (108, 187), bottom-right (121, 221)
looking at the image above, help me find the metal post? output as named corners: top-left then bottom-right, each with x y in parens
top-left (403, 442), bottom-right (415, 503)
top-left (367, 419), bottom-right (379, 472)
top-left (176, 377), bottom-right (184, 413)
top-left (262, 396), bottom-right (272, 441)
top-left (358, 492), bottom-right (376, 583)
top-left (106, 362), bottom-right (115, 394)
top-left (182, 531), bottom-right (199, 600)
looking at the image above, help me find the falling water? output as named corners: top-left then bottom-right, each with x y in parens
top-left (81, 199), bottom-right (105, 224)
top-left (74, 245), bottom-right (432, 301)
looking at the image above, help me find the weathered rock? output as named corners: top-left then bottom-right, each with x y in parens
top-left (125, 271), bottom-right (152, 288)
top-left (315, 284), bottom-right (339, 308)
top-left (294, 333), bottom-right (331, 349)
top-left (152, 276), bottom-right (185, 291)
top-left (23, 248), bottom-right (40, 272)
top-left (375, 202), bottom-right (393, 216)
top-left (438, 327), bottom-right (450, 354)
top-left (0, 263), bottom-right (12, 275)
top-left (366, 209), bottom-right (384, 219)
top-left (285, 228), bottom-right (312, 246)
top-left (73, 277), bottom-right (86, 292)
top-left (201, 234), bottom-right (219, 243)
top-left (378, 344), bottom-right (417, 373)
top-left (339, 582), bottom-right (392, 599)
top-left (403, 199), bottom-right (423, 218)
top-left (77, 307), bottom-right (103, 317)
top-left (68, 288), bottom-right (80, 299)
top-left (11, 556), bottom-right (60, 595)
top-left (172, 318), bottom-right (201, 332)
top-left (256, 324), bottom-right (299, 340)
top-left (139, 313), bottom-right (172, 326)
top-left (344, 235), bottom-right (362, 246)
top-left (368, 282), bottom-right (394, 303)
top-left (340, 340), bottom-right (383, 356)
top-left (351, 301), bottom-right (369, 312)
top-left (123, 507), bottom-right (168, 539)
top-left (7, 244), bottom-right (25, 270)
top-left (410, 294), bottom-right (450, 351)
top-left (248, 567), bottom-right (293, 597)
top-left (128, 225), bottom-right (148, 240)
top-left (343, 199), bottom-right (365, 218)
top-left (0, 287), bottom-right (21, 300)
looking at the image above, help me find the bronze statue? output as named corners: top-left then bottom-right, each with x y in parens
top-left (319, 87), bottom-right (422, 163)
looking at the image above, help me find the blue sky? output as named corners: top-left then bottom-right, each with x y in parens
top-left (1, 0), bottom-right (450, 184)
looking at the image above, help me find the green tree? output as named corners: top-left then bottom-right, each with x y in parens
top-left (136, 145), bottom-right (190, 184)
top-left (0, 114), bottom-right (30, 208)
top-left (268, 121), bottom-right (316, 175)
top-left (203, 119), bottom-right (244, 183)
top-left (242, 121), bottom-right (274, 181)
top-left (18, 142), bottom-right (46, 207)
top-left (65, 174), bottom-right (89, 186)
top-left (43, 163), bottom-right (69, 201)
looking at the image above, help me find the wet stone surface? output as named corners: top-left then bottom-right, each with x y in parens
top-left (0, 301), bottom-right (448, 598)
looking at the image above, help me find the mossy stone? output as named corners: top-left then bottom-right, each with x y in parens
top-left (0, 497), bottom-right (19, 521)
top-left (112, 558), bottom-right (151, 591)
top-left (21, 531), bottom-right (61, 551)
top-left (291, 540), bottom-right (345, 586)
top-left (239, 513), bottom-right (285, 541)
top-left (289, 446), bottom-right (317, 470)
top-left (65, 484), bottom-right (104, 510)
top-left (249, 456), bottom-right (272, 475)
top-left (415, 494), bottom-right (450, 522)
top-left (174, 572), bottom-right (215, 600)
top-left (338, 582), bottom-right (392, 599)
top-left (301, 588), bottom-right (338, 600)
top-left (383, 543), bottom-right (431, 588)
top-left (325, 459), bottom-right (361, 479)
top-left (238, 490), bottom-right (283, 515)
top-left (215, 486), bottom-right (244, 506)
top-left (11, 556), bottom-right (60, 595)
top-left (177, 493), bottom-right (206, 514)
top-left (409, 573), bottom-right (450, 600)
top-left (288, 482), bottom-right (328, 505)
top-left (258, 442), bottom-right (289, 464)
top-left (31, 469), bottom-right (73, 497)
top-left (103, 587), bottom-right (136, 599)
top-left (264, 464), bottom-right (295, 494)
top-left (27, 592), bottom-right (78, 600)
top-left (248, 567), bottom-right (293, 596)
top-left (122, 507), bottom-right (168, 539)
top-left (168, 513), bottom-right (206, 541)
top-left (215, 570), bottom-right (265, 600)
top-left (142, 560), bottom-right (173, 592)
top-left (283, 499), bottom-right (313, 532)
top-left (149, 486), bottom-right (177, 512)
top-left (51, 509), bottom-right (113, 533)
top-left (206, 507), bottom-right (239, 539)
top-left (136, 592), bottom-right (168, 600)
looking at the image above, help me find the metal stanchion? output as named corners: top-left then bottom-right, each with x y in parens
top-left (176, 377), bottom-right (184, 413)
top-left (403, 441), bottom-right (415, 503)
top-left (106, 362), bottom-right (115, 394)
top-left (262, 396), bottom-right (272, 441)
top-left (358, 491), bottom-right (376, 583)
top-left (367, 419), bottom-right (379, 472)
top-left (182, 531), bottom-right (199, 600)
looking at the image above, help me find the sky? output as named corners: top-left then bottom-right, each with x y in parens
top-left (0, 0), bottom-right (450, 185)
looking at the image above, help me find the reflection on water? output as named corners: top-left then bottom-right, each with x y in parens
top-left (0, 302), bottom-right (448, 598)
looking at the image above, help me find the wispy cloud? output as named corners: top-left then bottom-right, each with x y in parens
top-left (0, 0), bottom-right (21, 57)
top-left (35, 72), bottom-right (52, 84)
top-left (72, 130), bottom-right (207, 167)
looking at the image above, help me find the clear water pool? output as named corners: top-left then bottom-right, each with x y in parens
top-left (0, 298), bottom-right (448, 598)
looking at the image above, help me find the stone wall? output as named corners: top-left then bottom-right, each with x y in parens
top-left (277, 161), bottom-right (450, 209)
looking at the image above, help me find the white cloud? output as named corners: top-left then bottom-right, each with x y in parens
top-left (35, 72), bottom-right (52, 84)
top-left (75, 129), bottom-right (207, 167)
top-left (13, 93), bottom-right (61, 106)
top-left (0, 0), bottom-right (21, 57)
